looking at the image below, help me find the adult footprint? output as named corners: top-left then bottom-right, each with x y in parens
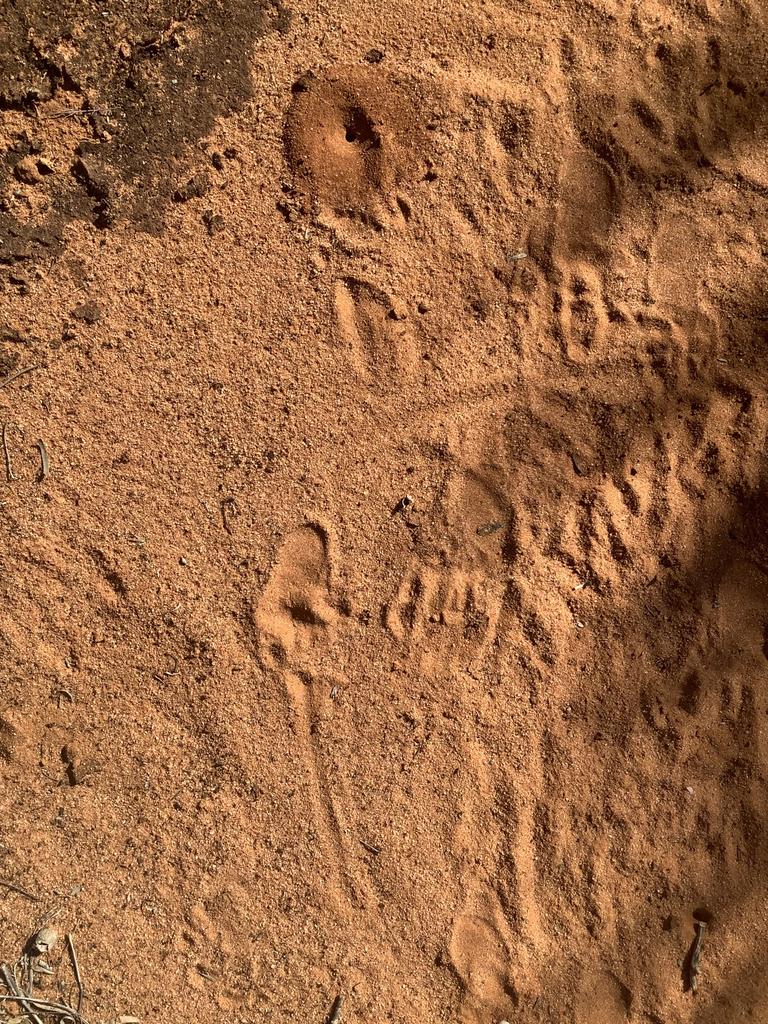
top-left (449, 887), bottom-right (518, 1023)
top-left (254, 523), bottom-right (339, 671)
top-left (575, 969), bottom-right (631, 1024)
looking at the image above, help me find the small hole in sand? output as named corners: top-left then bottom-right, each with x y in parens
top-left (343, 108), bottom-right (380, 149)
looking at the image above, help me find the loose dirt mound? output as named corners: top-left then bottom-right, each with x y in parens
top-left (0, 1), bottom-right (766, 1023)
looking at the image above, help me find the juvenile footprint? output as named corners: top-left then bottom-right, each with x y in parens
top-left (254, 523), bottom-right (338, 670)
top-left (555, 262), bottom-right (610, 362)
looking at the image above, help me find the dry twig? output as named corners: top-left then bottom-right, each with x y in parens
top-left (43, 108), bottom-right (109, 120)
top-left (65, 936), bottom-right (82, 1013)
top-left (0, 366), bottom-right (39, 393)
top-left (36, 441), bottom-right (49, 481)
top-left (2, 423), bottom-right (14, 482)
top-left (0, 881), bottom-right (38, 902)
top-left (0, 964), bottom-right (44, 1024)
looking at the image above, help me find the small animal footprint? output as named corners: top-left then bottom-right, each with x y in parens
top-left (333, 277), bottom-right (417, 384)
top-left (557, 150), bottom-right (620, 259)
top-left (555, 263), bottom-right (610, 362)
top-left (254, 528), bottom-right (366, 914)
top-left (447, 468), bottom-right (517, 569)
top-left (253, 523), bottom-right (339, 671)
top-left (284, 670), bottom-right (366, 913)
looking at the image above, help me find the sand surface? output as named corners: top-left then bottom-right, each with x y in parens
top-left (0, 1), bottom-right (767, 1022)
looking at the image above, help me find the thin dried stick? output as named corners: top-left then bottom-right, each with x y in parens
top-left (22, 953), bottom-right (33, 997)
top-left (2, 423), bottom-right (13, 482)
top-left (0, 365), bottom-right (39, 392)
top-left (0, 992), bottom-right (88, 1022)
top-left (0, 879), bottom-right (39, 901)
top-left (44, 108), bottom-right (108, 120)
top-left (0, 963), bottom-right (44, 1024)
top-left (65, 935), bottom-right (83, 1013)
top-left (36, 440), bottom-right (49, 481)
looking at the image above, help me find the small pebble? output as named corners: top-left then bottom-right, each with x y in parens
top-left (71, 301), bottom-right (102, 324)
top-left (173, 173), bottom-right (210, 203)
top-left (686, 785), bottom-right (694, 794)
top-left (31, 927), bottom-right (58, 954)
top-left (14, 156), bottom-right (43, 185)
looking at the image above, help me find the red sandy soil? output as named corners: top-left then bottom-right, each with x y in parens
top-left (0, 1), bottom-right (767, 1022)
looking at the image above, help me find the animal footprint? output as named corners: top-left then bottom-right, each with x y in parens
top-left (385, 564), bottom-right (503, 678)
top-left (333, 277), bottom-right (417, 383)
top-left (557, 151), bottom-right (620, 259)
top-left (448, 468), bottom-right (517, 569)
top-left (555, 263), bottom-right (610, 361)
top-left (575, 969), bottom-right (631, 1024)
top-left (384, 466), bottom-right (516, 676)
top-left (254, 529), bottom-right (366, 914)
top-left (284, 670), bottom-right (365, 913)
top-left (449, 887), bottom-right (518, 1024)
top-left (253, 523), bottom-right (339, 671)
top-left (537, 148), bottom-right (623, 362)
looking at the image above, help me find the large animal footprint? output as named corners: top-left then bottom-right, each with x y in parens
top-left (333, 277), bottom-right (418, 384)
top-left (385, 564), bottom-right (503, 678)
top-left (449, 886), bottom-right (518, 1024)
top-left (254, 523), bottom-right (339, 671)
